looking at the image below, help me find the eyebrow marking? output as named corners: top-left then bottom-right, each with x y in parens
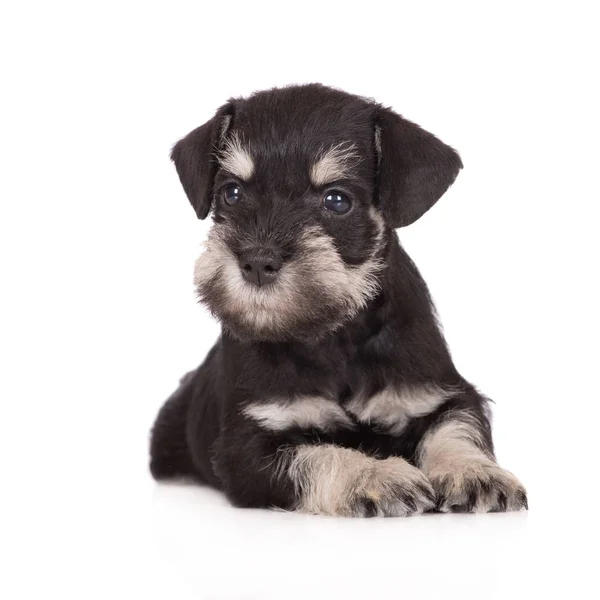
top-left (218, 131), bottom-right (254, 180)
top-left (310, 142), bottom-right (360, 187)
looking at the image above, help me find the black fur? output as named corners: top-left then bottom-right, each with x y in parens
top-left (150, 84), bottom-right (526, 515)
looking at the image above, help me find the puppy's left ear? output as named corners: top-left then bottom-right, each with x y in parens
top-left (376, 107), bottom-right (463, 228)
top-left (171, 103), bottom-right (234, 219)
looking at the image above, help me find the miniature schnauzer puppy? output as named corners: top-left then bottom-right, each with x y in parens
top-left (149, 84), bottom-right (527, 516)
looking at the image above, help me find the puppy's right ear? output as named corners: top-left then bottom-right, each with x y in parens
top-left (170, 103), bottom-right (234, 219)
top-left (376, 107), bottom-right (463, 228)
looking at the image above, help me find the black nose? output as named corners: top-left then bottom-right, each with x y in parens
top-left (238, 251), bottom-right (283, 287)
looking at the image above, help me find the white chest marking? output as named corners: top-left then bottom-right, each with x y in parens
top-left (242, 396), bottom-right (355, 432)
top-left (346, 385), bottom-right (454, 435)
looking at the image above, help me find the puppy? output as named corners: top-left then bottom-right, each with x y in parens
top-left (149, 84), bottom-right (527, 516)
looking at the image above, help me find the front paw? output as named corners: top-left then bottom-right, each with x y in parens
top-left (290, 445), bottom-right (435, 518)
top-left (347, 458), bottom-right (436, 517)
top-left (430, 461), bottom-right (528, 513)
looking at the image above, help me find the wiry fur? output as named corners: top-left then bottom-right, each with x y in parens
top-left (310, 142), bottom-right (361, 186)
top-left (284, 445), bottom-right (435, 517)
top-left (346, 384), bottom-right (456, 435)
top-left (150, 84), bottom-right (527, 517)
top-left (242, 396), bottom-right (355, 432)
top-left (193, 216), bottom-right (384, 341)
top-left (218, 131), bottom-right (254, 181)
top-left (417, 411), bottom-right (528, 512)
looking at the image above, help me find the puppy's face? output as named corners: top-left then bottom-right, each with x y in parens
top-left (172, 85), bottom-right (462, 342)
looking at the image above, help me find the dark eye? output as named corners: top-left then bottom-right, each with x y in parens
top-left (222, 184), bottom-right (242, 205)
top-left (323, 191), bottom-right (352, 215)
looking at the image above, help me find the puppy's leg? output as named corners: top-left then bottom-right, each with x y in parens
top-left (417, 405), bottom-right (527, 513)
top-left (286, 444), bottom-right (436, 517)
top-left (214, 430), bottom-right (435, 517)
top-left (149, 371), bottom-right (196, 480)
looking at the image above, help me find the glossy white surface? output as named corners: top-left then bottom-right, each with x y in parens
top-left (2, 2), bottom-right (598, 598)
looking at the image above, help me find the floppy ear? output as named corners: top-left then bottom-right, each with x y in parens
top-left (376, 107), bottom-right (463, 228)
top-left (170, 103), bottom-right (234, 219)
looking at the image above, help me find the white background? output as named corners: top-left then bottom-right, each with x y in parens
top-left (1, 1), bottom-right (599, 598)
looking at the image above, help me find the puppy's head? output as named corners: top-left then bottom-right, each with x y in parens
top-left (172, 84), bottom-right (461, 342)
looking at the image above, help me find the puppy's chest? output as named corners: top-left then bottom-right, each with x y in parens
top-left (241, 383), bottom-right (452, 441)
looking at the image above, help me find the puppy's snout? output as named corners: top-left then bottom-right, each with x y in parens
top-left (238, 250), bottom-right (283, 287)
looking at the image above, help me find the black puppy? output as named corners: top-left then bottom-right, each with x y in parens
top-left (150, 84), bottom-right (527, 516)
